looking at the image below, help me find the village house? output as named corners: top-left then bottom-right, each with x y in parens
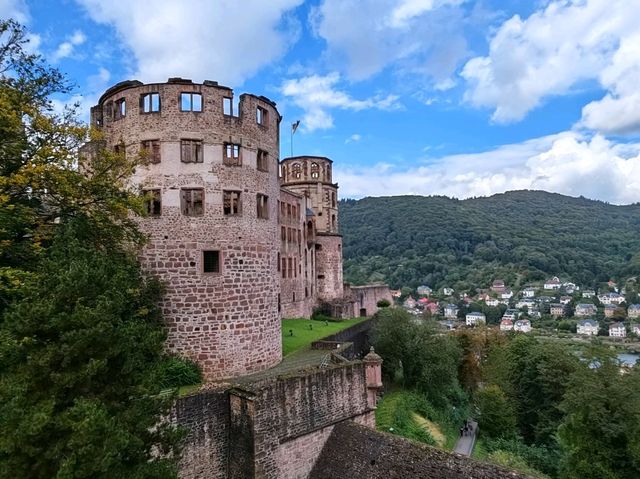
top-left (582, 289), bottom-right (596, 298)
top-left (390, 290), bottom-right (402, 299)
top-left (500, 318), bottom-right (514, 331)
top-left (522, 287), bottom-right (536, 298)
top-left (485, 297), bottom-right (500, 307)
top-left (536, 295), bottom-right (554, 303)
top-left (424, 302), bottom-right (440, 314)
top-left (609, 322), bottom-right (626, 338)
top-left (443, 287), bottom-right (455, 296)
top-left (604, 304), bottom-right (619, 318)
top-left (550, 303), bottom-right (565, 318)
top-left (491, 279), bottom-right (506, 293)
top-left (501, 289), bottom-right (514, 300)
top-left (516, 299), bottom-right (535, 309)
top-left (577, 319), bottom-right (599, 336)
top-left (416, 285), bottom-right (433, 296)
top-left (608, 280), bottom-right (619, 292)
top-left (628, 304), bottom-right (640, 319)
top-left (466, 312), bottom-right (486, 326)
top-left (502, 309), bottom-right (519, 321)
top-left (544, 276), bottom-right (562, 290)
top-left (403, 296), bottom-right (417, 309)
top-left (529, 308), bottom-right (542, 318)
top-left (559, 296), bottom-right (572, 305)
top-left (444, 303), bottom-right (459, 319)
top-left (514, 319), bottom-right (532, 333)
top-left (563, 282), bottom-right (578, 293)
top-left (598, 292), bottom-right (625, 305)
top-left (575, 303), bottom-right (598, 316)
top-left (632, 324), bottom-right (640, 336)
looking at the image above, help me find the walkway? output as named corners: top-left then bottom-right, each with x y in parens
top-left (453, 420), bottom-right (478, 456)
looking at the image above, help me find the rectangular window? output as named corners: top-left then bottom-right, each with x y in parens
top-left (181, 139), bottom-right (203, 163)
top-left (288, 258), bottom-right (293, 278)
top-left (143, 189), bottom-right (161, 216)
top-left (140, 92), bottom-right (160, 113)
top-left (256, 106), bottom-right (268, 126)
top-left (141, 139), bottom-right (161, 163)
top-left (223, 97), bottom-right (232, 116)
top-left (224, 143), bottom-right (241, 166)
top-left (203, 250), bottom-right (220, 273)
top-left (281, 226), bottom-right (286, 241)
top-left (181, 188), bottom-right (204, 216)
top-left (256, 194), bottom-right (268, 219)
top-left (282, 257), bottom-right (287, 278)
top-left (223, 190), bottom-right (241, 215)
top-left (181, 92), bottom-right (202, 112)
top-left (257, 149), bottom-right (268, 172)
top-left (115, 98), bottom-right (126, 119)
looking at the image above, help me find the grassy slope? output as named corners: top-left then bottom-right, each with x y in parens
top-left (281, 317), bottom-right (368, 356)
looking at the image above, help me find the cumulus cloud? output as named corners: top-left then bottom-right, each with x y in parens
top-left (51, 30), bottom-right (86, 62)
top-left (0, 0), bottom-right (29, 23)
top-left (335, 132), bottom-right (640, 204)
top-left (310, 0), bottom-right (468, 85)
top-left (280, 72), bottom-right (400, 131)
top-left (74, 0), bottom-right (303, 85)
top-left (462, 0), bottom-right (640, 125)
top-left (345, 133), bottom-right (361, 143)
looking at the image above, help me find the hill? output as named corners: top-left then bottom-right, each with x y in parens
top-left (339, 190), bottom-right (640, 291)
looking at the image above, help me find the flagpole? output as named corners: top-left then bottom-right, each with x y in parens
top-left (291, 125), bottom-right (293, 158)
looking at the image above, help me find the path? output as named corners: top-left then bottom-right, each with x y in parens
top-left (453, 420), bottom-right (478, 456)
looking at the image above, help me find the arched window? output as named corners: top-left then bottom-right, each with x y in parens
top-left (310, 162), bottom-right (319, 179)
top-left (292, 162), bottom-right (301, 179)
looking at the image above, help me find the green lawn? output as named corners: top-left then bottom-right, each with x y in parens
top-left (281, 317), bottom-right (368, 356)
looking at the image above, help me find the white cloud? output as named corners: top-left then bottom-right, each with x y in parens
top-left (51, 29), bottom-right (87, 62)
top-left (335, 132), bottom-right (640, 204)
top-left (74, 0), bottom-right (303, 85)
top-left (462, 0), bottom-right (640, 125)
top-left (280, 72), bottom-right (400, 131)
top-left (345, 133), bottom-right (361, 143)
top-left (51, 67), bottom-right (112, 121)
top-left (0, 0), bottom-right (29, 23)
top-left (310, 0), bottom-right (468, 85)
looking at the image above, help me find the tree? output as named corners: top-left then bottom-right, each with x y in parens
top-left (558, 349), bottom-right (640, 479)
top-left (0, 20), bottom-right (179, 477)
top-left (475, 384), bottom-right (517, 439)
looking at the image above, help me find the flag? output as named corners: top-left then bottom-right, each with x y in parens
top-left (291, 120), bottom-right (300, 134)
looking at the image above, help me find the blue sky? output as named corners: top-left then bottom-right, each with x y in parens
top-left (3, 0), bottom-right (640, 203)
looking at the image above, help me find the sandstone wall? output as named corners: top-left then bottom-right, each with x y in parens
top-left (346, 284), bottom-right (393, 317)
top-left (315, 234), bottom-right (344, 301)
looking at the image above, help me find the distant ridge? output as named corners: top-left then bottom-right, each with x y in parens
top-left (340, 190), bottom-right (640, 290)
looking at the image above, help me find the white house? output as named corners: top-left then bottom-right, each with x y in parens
top-left (444, 303), bottom-right (459, 319)
top-left (577, 319), bottom-right (599, 336)
top-left (514, 319), bottom-right (532, 333)
top-left (485, 298), bottom-right (500, 307)
top-left (544, 276), bottom-right (562, 290)
top-left (466, 312), bottom-right (486, 326)
top-left (522, 287), bottom-right (536, 298)
top-left (632, 324), bottom-right (640, 336)
top-left (501, 289), bottom-right (514, 300)
top-left (500, 319), bottom-right (514, 331)
top-left (416, 285), bottom-right (432, 296)
top-left (598, 292), bottom-right (625, 305)
top-left (443, 287), bottom-right (455, 296)
top-left (559, 296), bottom-right (572, 305)
top-left (627, 304), bottom-right (640, 319)
top-left (516, 299), bottom-right (535, 309)
top-left (502, 309), bottom-right (519, 321)
top-left (609, 322), bottom-right (626, 338)
top-left (582, 289), bottom-right (596, 298)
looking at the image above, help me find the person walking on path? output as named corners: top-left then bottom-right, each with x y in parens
top-left (454, 419), bottom-right (478, 456)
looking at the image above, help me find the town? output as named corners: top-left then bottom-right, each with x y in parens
top-left (397, 276), bottom-right (640, 340)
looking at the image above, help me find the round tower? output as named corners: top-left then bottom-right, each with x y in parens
top-left (89, 78), bottom-right (282, 380)
top-left (280, 156), bottom-right (343, 301)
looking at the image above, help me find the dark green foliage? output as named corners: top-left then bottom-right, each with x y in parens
top-left (483, 438), bottom-right (561, 478)
top-left (376, 298), bottom-right (391, 308)
top-left (474, 384), bottom-right (517, 439)
top-left (558, 349), bottom-right (640, 479)
top-left (340, 192), bottom-right (640, 290)
top-left (157, 356), bottom-right (202, 390)
top-left (0, 219), bottom-right (180, 478)
top-left (376, 390), bottom-right (438, 446)
top-left (371, 308), bottom-right (465, 409)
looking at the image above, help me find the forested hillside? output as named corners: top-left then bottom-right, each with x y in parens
top-left (340, 190), bottom-right (640, 290)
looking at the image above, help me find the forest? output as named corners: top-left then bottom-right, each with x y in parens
top-left (340, 191), bottom-right (640, 290)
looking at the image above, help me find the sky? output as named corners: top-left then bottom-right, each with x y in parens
top-left (3, 0), bottom-right (640, 204)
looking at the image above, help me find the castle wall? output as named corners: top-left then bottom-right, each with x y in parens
top-left (91, 79), bottom-right (282, 380)
top-left (346, 284), bottom-right (393, 317)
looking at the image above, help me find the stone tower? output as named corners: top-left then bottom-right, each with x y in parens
top-left (87, 78), bottom-right (283, 381)
top-left (280, 156), bottom-right (343, 301)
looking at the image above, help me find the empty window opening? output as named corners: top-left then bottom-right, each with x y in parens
top-left (114, 98), bottom-right (126, 119)
top-left (310, 162), bottom-right (319, 179)
top-left (223, 97), bottom-right (233, 116)
top-left (181, 188), bottom-right (204, 216)
top-left (256, 106), bottom-right (268, 126)
top-left (140, 92), bottom-right (160, 113)
top-left (315, 244), bottom-right (322, 251)
top-left (331, 192), bottom-right (336, 207)
top-left (317, 274), bottom-right (325, 279)
top-left (288, 258), bottom-right (293, 278)
top-left (332, 214), bottom-right (336, 230)
top-left (277, 252), bottom-right (280, 272)
top-left (113, 142), bottom-right (125, 158)
top-left (360, 308), bottom-right (367, 317)
top-left (281, 257), bottom-right (287, 278)
top-left (257, 149), bottom-right (268, 172)
top-left (203, 250), bottom-right (220, 273)
top-left (292, 162), bottom-right (301, 179)
top-left (281, 226), bottom-right (286, 241)
top-left (223, 190), bottom-right (241, 215)
top-left (141, 139), bottom-right (161, 163)
top-left (143, 189), bottom-right (161, 216)
top-left (293, 292), bottom-right (296, 302)
top-left (181, 139), bottom-right (203, 163)
top-left (256, 194), bottom-right (269, 219)
top-left (224, 143), bottom-right (241, 166)
top-left (181, 92), bottom-right (202, 112)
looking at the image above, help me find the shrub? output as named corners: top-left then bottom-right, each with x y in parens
top-left (377, 299), bottom-right (391, 308)
top-left (157, 356), bottom-right (202, 389)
